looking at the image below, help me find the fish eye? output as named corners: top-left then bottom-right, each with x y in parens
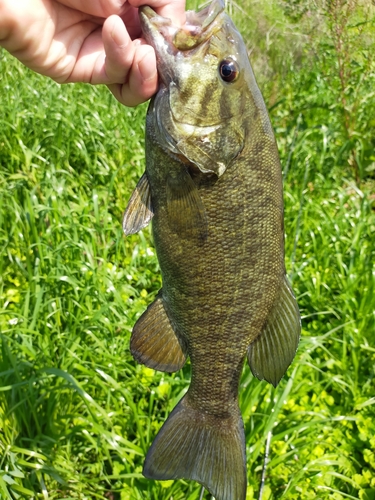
top-left (219, 59), bottom-right (239, 83)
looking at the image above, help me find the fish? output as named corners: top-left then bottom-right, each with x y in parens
top-left (122, 0), bottom-right (301, 499)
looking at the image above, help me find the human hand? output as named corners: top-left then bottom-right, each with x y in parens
top-left (0, 0), bottom-right (185, 106)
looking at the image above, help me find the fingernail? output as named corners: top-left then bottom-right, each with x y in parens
top-left (138, 49), bottom-right (157, 82)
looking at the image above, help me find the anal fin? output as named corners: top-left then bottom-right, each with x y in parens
top-left (130, 292), bottom-right (187, 372)
top-left (248, 276), bottom-right (301, 387)
top-left (123, 172), bottom-right (154, 235)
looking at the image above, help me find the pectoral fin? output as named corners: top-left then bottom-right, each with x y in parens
top-left (166, 167), bottom-right (207, 240)
top-left (123, 172), bottom-right (154, 235)
top-left (248, 277), bottom-right (301, 387)
top-left (130, 292), bottom-right (188, 372)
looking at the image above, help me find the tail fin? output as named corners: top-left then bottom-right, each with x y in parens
top-left (143, 395), bottom-right (247, 500)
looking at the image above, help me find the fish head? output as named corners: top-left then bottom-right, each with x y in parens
top-left (140, 0), bottom-right (268, 177)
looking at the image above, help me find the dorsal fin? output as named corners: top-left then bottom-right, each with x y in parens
top-left (248, 276), bottom-right (301, 387)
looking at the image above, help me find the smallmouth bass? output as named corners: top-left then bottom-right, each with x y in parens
top-left (123, 1), bottom-right (301, 498)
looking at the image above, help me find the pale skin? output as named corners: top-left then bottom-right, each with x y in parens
top-left (0, 0), bottom-right (186, 106)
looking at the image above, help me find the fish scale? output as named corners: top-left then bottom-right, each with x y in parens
top-left (123, 0), bottom-right (301, 498)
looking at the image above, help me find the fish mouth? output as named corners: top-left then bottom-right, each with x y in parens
top-left (139, 0), bottom-right (225, 54)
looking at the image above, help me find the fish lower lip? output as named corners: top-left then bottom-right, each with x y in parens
top-left (139, 6), bottom-right (173, 29)
top-left (139, 0), bottom-right (226, 49)
top-left (139, 6), bottom-right (177, 52)
top-left (139, 5), bottom-right (158, 20)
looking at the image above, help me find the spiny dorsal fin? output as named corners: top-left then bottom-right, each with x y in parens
top-left (130, 292), bottom-right (188, 372)
top-left (248, 276), bottom-right (301, 387)
top-left (144, 394), bottom-right (247, 500)
top-left (123, 172), bottom-right (154, 235)
top-left (166, 167), bottom-right (207, 241)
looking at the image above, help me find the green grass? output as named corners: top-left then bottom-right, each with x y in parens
top-left (0, 1), bottom-right (375, 498)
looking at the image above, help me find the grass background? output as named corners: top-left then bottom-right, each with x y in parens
top-left (0, 0), bottom-right (374, 498)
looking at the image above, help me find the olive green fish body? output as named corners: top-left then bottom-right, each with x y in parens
top-left (123, 2), bottom-right (301, 498)
top-left (147, 119), bottom-right (284, 412)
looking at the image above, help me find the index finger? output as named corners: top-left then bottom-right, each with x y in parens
top-left (127, 0), bottom-right (186, 26)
